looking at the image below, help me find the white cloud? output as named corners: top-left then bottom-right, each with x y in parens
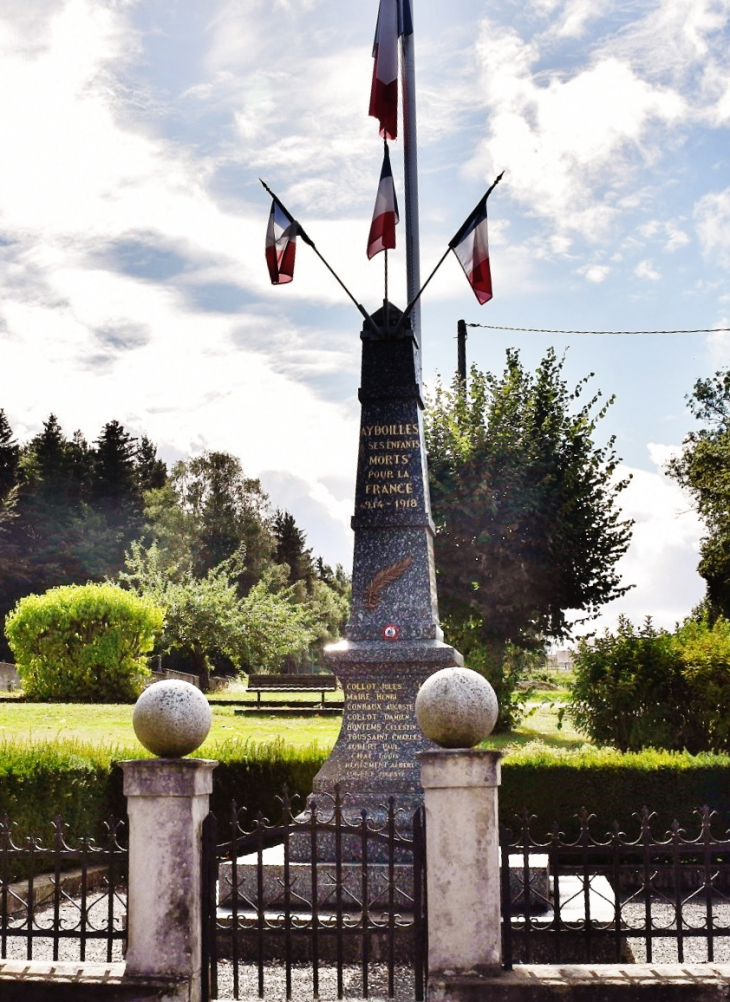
top-left (578, 448), bottom-right (705, 635)
top-left (579, 264), bottom-right (610, 283)
top-left (468, 23), bottom-right (685, 242)
top-left (634, 259), bottom-right (661, 281)
top-left (706, 320), bottom-right (730, 365)
top-left (695, 188), bottom-right (730, 268)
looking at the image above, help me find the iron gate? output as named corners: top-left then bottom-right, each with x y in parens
top-left (201, 787), bottom-right (427, 1001)
top-left (0, 813), bottom-right (127, 963)
top-left (500, 806), bottom-right (730, 966)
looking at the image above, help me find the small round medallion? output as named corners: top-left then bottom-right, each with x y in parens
top-left (382, 623), bottom-right (400, 640)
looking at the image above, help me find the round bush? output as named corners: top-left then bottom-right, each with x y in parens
top-left (569, 615), bottom-right (730, 753)
top-left (5, 583), bottom-right (164, 702)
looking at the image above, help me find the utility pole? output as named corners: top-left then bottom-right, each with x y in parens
top-left (457, 318), bottom-right (467, 390)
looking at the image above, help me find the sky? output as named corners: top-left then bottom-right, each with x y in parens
top-left (1, 0), bottom-right (730, 639)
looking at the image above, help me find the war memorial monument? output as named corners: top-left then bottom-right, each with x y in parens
top-left (309, 301), bottom-right (463, 821)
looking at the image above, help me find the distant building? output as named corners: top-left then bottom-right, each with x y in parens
top-left (0, 662), bottom-right (20, 690)
top-left (547, 649), bottom-right (573, 671)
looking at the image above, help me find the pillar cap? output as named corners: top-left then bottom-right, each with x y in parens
top-left (121, 757), bottom-right (217, 797)
top-left (418, 748), bottom-right (501, 789)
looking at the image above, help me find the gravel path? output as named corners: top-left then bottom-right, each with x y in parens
top-left (8, 891), bottom-right (730, 998)
top-left (213, 962), bottom-right (419, 1001)
top-left (622, 900), bottom-right (730, 964)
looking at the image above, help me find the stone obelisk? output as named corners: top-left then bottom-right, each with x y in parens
top-left (311, 302), bottom-right (462, 819)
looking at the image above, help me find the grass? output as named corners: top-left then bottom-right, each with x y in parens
top-left (0, 686), bottom-right (581, 757)
top-left (482, 693), bottom-right (584, 751)
top-left (0, 701), bottom-right (343, 756)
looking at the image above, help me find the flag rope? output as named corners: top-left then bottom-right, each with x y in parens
top-left (465, 324), bottom-right (730, 336)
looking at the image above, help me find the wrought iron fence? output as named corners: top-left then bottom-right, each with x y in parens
top-left (0, 814), bottom-right (127, 963)
top-left (500, 806), bottom-right (730, 967)
top-left (202, 786), bottom-right (427, 1002)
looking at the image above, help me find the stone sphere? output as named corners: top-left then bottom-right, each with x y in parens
top-left (415, 667), bottom-right (498, 748)
top-left (133, 680), bottom-right (212, 757)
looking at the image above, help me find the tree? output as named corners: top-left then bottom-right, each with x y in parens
top-left (92, 421), bottom-right (138, 512)
top-left (273, 510), bottom-right (313, 586)
top-left (569, 614), bottom-right (730, 753)
top-left (0, 410), bottom-right (19, 501)
top-left (0, 414), bottom-right (168, 659)
top-left (425, 350), bottom-right (633, 726)
top-left (667, 369), bottom-right (730, 618)
top-left (119, 542), bottom-right (316, 685)
top-left (12, 415), bottom-right (88, 586)
top-left (135, 435), bottom-right (168, 493)
top-left (154, 452), bottom-right (274, 590)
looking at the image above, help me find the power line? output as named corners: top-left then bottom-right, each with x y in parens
top-left (465, 324), bottom-right (730, 336)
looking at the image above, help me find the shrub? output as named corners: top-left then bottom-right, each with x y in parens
top-left (568, 615), bottom-right (730, 753)
top-left (0, 736), bottom-right (328, 865)
top-left (675, 615), bottom-right (730, 751)
top-left (5, 583), bottom-right (163, 702)
top-left (568, 617), bottom-right (690, 751)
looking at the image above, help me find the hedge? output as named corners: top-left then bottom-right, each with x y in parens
top-left (0, 738), bottom-right (329, 842)
top-left (499, 742), bottom-right (730, 839)
top-left (3, 740), bottom-right (730, 854)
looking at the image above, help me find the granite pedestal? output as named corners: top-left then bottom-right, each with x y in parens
top-left (294, 304), bottom-right (462, 850)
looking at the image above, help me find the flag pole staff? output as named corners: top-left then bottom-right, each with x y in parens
top-left (259, 179), bottom-right (380, 336)
top-left (401, 4), bottom-right (421, 357)
top-left (393, 170), bottom-right (504, 336)
top-left (384, 139), bottom-right (390, 333)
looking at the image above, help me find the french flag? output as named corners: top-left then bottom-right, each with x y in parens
top-left (369, 0), bottom-right (412, 141)
top-left (367, 144), bottom-right (400, 259)
top-left (265, 198), bottom-right (298, 285)
top-left (449, 196), bottom-right (493, 305)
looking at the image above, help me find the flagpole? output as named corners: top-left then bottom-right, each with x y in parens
top-left (401, 5), bottom-right (421, 361)
top-left (384, 248), bottom-right (389, 331)
top-left (384, 137), bottom-right (390, 330)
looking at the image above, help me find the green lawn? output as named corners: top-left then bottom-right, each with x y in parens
top-left (0, 689), bottom-right (583, 756)
top-left (482, 695), bottom-right (583, 751)
top-left (0, 701), bottom-right (343, 756)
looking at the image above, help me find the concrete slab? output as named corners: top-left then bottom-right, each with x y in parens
top-left (429, 964), bottom-right (730, 1001)
top-left (0, 959), bottom-right (189, 1001)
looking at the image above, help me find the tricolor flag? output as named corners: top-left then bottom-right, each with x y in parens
top-left (367, 145), bottom-right (400, 259)
top-left (265, 198), bottom-right (299, 285)
top-left (369, 0), bottom-right (413, 141)
top-left (449, 196), bottom-right (493, 305)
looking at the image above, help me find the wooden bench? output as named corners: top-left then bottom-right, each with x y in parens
top-left (246, 673), bottom-right (340, 705)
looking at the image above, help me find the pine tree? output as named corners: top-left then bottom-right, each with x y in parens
top-left (92, 420), bottom-right (138, 514)
top-left (273, 510), bottom-right (313, 586)
top-left (135, 436), bottom-right (167, 493)
top-left (0, 410), bottom-right (19, 500)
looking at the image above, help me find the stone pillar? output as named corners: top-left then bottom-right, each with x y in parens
top-left (122, 758), bottom-right (216, 1000)
top-left (419, 748), bottom-right (502, 977)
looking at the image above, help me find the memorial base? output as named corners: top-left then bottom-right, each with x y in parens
top-left (289, 638), bottom-right (460, 862)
